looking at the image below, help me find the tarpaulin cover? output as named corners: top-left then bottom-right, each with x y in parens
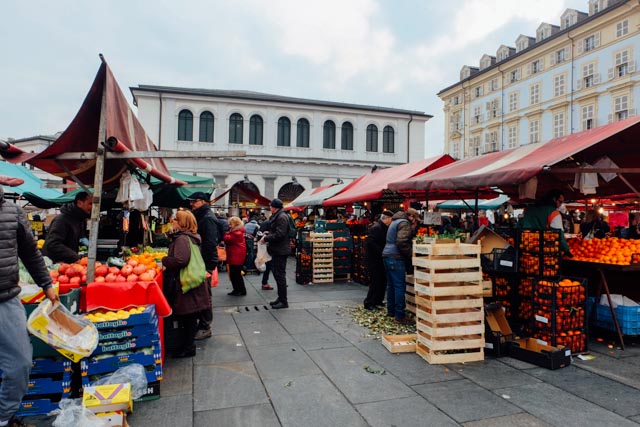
top-left (0, 161), bottom-right (63, 207)
top-left (389, 116), bottom-right (640, 200)
top-left (1, 59), bottom-right (178, 188)
top-left (289, 183), bottom-right (349, 206)
top-left (323, 155), bottom-right (455, 206)
top-left (436, 194), bottom-right (510, 210)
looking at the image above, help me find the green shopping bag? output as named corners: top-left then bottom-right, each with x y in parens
top-left (180, 239), bottom-right (207, 294)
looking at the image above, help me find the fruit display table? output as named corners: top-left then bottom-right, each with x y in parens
top-left (564, 260), bottom-right (640, 350)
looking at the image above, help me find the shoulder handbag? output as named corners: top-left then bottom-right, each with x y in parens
top-left (180, 238), bottom-right (208, 294)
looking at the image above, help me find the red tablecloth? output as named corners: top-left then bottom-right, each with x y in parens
top-left (85, 273), bottom-right (171, 363)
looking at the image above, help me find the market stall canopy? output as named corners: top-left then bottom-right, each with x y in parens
top-left (389, 116), bottom-right (640, 201)
top-left (211, 185), bottom-right (271, 207)
top-left (0, 56), bottom-right (184, 188)
top-left (323, 155), bottom-right (455, 207)
top-left (436, 195), bottom-right (510, 210)
top-left (0, 161), bottom-right (63, 208)
top-left (289, 183), bottom-right (349, 207)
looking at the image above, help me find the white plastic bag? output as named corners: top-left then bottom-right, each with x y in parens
top-left (91, 363), bottom-right (149, 400)
top-left (51, 398), bottom-right (109, 427)
top-left (255, 243), bottom-right (271, 272)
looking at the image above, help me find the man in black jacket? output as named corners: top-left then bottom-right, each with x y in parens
top-left (363, 210), bottom-right (393, 310)
top-left (187, 192), bottom-right (219, 340)
top-left (0, 183), bottom-right (59, 427)
top-left (42, 191), bottom-right (92, 263)
top-left (260, 199), bottom-right (290, 309)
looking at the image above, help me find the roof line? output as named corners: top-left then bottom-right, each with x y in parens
top-left (131, 85), bottom-right (432, 118)
top-left (437, 0), bottom-right (629, 95)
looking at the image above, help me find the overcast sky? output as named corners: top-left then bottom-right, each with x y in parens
top-left (1, 0), bottom-right (586, 156)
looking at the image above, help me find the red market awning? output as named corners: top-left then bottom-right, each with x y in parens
top-left (212, 185), bottom-right (271, 207)
top-left (389, 116), bottom-right (640, 201)
top-left (323, 155), bottom-right (454, 206)
top-left (1, 57), bottom-right (182, 187)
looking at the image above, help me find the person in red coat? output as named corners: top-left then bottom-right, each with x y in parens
top-left (162, 210), bottom-right (211, 358)
top-left (224, 216), bottom-right (247, 296)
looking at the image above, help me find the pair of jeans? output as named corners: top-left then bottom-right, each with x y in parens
top-left (0, 297), bottom-right (32, 421)
top-left (383, 257), bottom-right (407, 319)
top-left (271, 255), bottom-right (288, 304)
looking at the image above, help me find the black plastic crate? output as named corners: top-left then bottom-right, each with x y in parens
top-left (493, 247), bottom-right (518, 273)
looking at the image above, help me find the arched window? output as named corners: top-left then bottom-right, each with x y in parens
top-left (383, 126), bottom-right (394, 153)
top-left (249, 115), bottom-right (263, 145)
top-left (277, 117), bottom-right (291, 146)
top-left (178, 109), bottom-right (193, 141)
top-left (229, 113), bottom-right (243, 144)
top-left (366, 124), bottom-right (378, 152)
top-left (323, 120), bottom-right (336, 149)
top-left (199, 111), bottom-right (214, 142)
top-left (341, 121), bottom-right (353, 150)
top-left (297, 118), bottom-right (310, 148)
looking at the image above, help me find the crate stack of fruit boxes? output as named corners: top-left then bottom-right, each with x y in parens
top-left (310, 232), bottom-right (334, 284)
top-left (412, 240), bottom-right (485, 364)
top-left (80, 304), bottom-right (163, 402)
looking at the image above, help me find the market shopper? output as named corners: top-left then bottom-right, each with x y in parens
top-left (363, 210), bottom-right (393, 310)
top-left (187, 192), bottom-right (219, 341)
top-left (580, 210), bottom-right (610, 239)
top-left (517, 189), bottom-right (571, 255)
top-left (257, 219), bottom-right (274, 290)
top-left (224, 216), bottom-right (247, 296)
top-left (162, 210), bottom-right (210, 358)
top-left (260, 198), bottom-right (290, 309)
top-left (41, 191), bottom-right (92, 263)
top-left (382, 209), bottom-right (418, 325)
top-left (0, 183), bottom-right (59, 427)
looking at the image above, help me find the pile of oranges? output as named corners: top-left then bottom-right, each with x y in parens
top-left (568, 237), bottom-right (640, 265)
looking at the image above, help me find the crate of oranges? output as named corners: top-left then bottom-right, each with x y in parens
top-left (533, 277), bottom-right (586, 307)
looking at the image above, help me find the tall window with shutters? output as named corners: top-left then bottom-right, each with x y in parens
top-left (199, 111), bottom-right (214, 143)
top-left (529, 120), bottom-right (540, 144)
top-left (553, 112), bottom-right (565, 138)
top-left (296, 118), bottom-right (310, 148)
top-left (507, 125), bottom-right (517, 148)
top-left (341, 122), bottom-right (353, 150)
top-left (323, 120), bottom-right (336, 149)
top-left (383, 126), bottom-right (394, 153)
top-left (508, 91), bottom-right (519, 112)
top-left (178, 110), bottom-right (193, 141)
top-left (229, 113), bottom-right (243, 144)
top-left (554, 74), bottom-right (566, 97)
top-left (582, 105), bottom-right (595, 130)
top-left (277, 117), bottom-right (291, 147)
top-left (249, 115), bottom-right (263, 145)
top-left (366, 124), bottom-right (378, 152)
top-left (614, 95), bottom-right (629, 121)
top-left (529, 83), bottom-right (540, 105)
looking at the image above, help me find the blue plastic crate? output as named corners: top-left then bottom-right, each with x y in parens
top-left (17, 398), bottom-right (60, 416)
top-left (81, 363), bottom-right (163, 386)
top-left (81, 343), bottom-right (161, 376)
top-left (596, 302), bottom-right (640, 335)
top-left (97, 322), bottom-right (159, 342)
top-left (92, 333), bottom-right (160, 355)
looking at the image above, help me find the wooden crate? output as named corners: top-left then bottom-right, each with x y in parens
top-left (382, 334), bottom-right (417, 353)
top-left (311, 232), bottom-right (334, 284)
top-left (416, 341), bottom-right (484, 364)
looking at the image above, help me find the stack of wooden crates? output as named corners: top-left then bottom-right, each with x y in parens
top-left (412, 239), bottom-right (485, 364)
top-left (310, 232), bottom-right (334, 283)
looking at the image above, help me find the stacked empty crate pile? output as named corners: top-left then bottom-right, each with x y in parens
top-left (405, 275), bottom-right (416, 314)
top-left (81, 304), bottom-right (162, 402)
top-left (412, 239), bottom-right (485, 364)
top-left (310, 232), bottom-right (334, 283)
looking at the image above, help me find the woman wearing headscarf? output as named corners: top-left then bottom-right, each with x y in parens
top-left (162, 210), bottom-right (210, 358)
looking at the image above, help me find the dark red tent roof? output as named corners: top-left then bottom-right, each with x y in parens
top-left (1, 58), bottom-right (182, 187)
top-left (323, 155), bottom-right (454, 206)
top-left (389, 115), bottom-right (640, 201)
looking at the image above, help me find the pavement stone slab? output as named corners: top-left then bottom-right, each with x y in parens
top-left (494, 382), bottom-right (639, 427)
top-left (237, 320), bottom-right (295, 347)
top-left (308, 347), bottom-right (415, 404)
top-left (306, 306), bottom-right (352, 320)
top-left (193, 361), bottom-right (269, 411)
top-left (355, 395), bottom-right (459, 427)
top-left (275, 315), bottom-right (333, 335)
top-left (160, 357), bottom-right (193, 397)
top-left (462, 413), bottom-right (552, 427)
top-left (573, 354), bottom-right (640, 390)
top-left (264, 374), bottom-right (368, 427)
top-left (452, 358), bottom-right (541, 390)
top-left (194, 334), bottom-right (252, 365)
top-left (527, 365), bottom-right (640, 417)
top-left (249, 343), bottom-right (322, 380)
top-left (291, 330), bottom-right (352, 351)
top-left (128, 395), bottom-right (193, 427)
top-left (212, 313), bottom-right (240, 335)
top-left (494, 355), bottom-right (539, 370)
top-left (413, 379), bottom-right (521, 423)
top-left (193, 403), bottom-right (281, 427)
top-left (354, 340), bottom-right (463, 386)
top-left (232, 308), bottom-right (276, 324)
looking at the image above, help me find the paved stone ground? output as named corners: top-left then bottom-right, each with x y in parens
top-left (34, 259), bottom-right (640, 426)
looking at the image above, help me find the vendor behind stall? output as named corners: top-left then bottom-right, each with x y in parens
top-left (42, 191), bottom-right (92, 263)
top-left (517, 189), bottom-right (571, 256)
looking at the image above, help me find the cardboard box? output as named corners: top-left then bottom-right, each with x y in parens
top-left (509, 338), bottom-right (571, 370)
top-left (82, 383), bottom-right (132, 413)
top-left (469, 225), bottom-right (509, 254)
top-left (96, 411), bottom-right (129, 427)
top-left (485, 303), bottom-right (514, 357)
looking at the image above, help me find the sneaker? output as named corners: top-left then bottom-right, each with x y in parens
top-left (269, 299), bottom-right (280, 306)
top-left (394, 317), bottom-right (414, 326)
top-left (194, 328), bottom-right (212, 340)
top-left (271, 301), bottom-right (289, 309)
top-left (261, 284), bottom-right (274, 290)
